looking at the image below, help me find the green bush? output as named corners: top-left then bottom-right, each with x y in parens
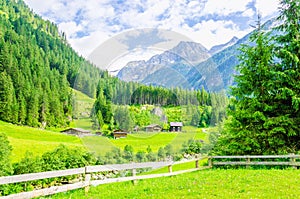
top-left (0, 145), bottom-right (96, 196)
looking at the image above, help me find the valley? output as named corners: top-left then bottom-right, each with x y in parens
top-left (1, 0), bottom-right (300, 198)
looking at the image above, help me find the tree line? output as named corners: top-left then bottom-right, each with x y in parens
top-left (92, 78), bottom-right (228, 131)
top-left (0, 0), bottom-right (229, 129)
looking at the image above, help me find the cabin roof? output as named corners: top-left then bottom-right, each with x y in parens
top-left (145, 124), bottom-right (162, 128)
top-left (170, 122), bottom-right (183, 127)
top-left (60, 128), bottom-right (90, 133)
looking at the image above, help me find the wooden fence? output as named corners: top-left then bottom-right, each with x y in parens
top-left (208, 154), bottom-right (300, 168)
top-left (2, 154), bottom-right (298, 198)
top-left (0, 158), bottom-right (208, 199)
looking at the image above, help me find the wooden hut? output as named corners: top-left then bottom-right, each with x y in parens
top-left (169, 122), bottom-right (183, 132)
top-left (145, 124), bottom-right (162, 132)
top-left (113, 130), bottom-right (128, 139)
top-left (60, 128), bottom-right (91, 136)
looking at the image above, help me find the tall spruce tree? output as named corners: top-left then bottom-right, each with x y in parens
top-left (216, 1), bottom-right (300, 155)
top-left (271, 0), bottom-right (300, 152)
top-left (215, 16), bottom-right (276, 155)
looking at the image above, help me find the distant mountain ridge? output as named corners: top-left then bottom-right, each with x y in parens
top-left (117, 37), bottom-right (239, 89)
top-left (209, 36), bottom-right (239, 54)
top-left (117, 41), bottom-right (211, 88)
top-left (117, 19), bottom-right (274, 91)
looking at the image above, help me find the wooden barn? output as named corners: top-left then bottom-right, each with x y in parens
top-left (169, 122), bottom-right (183, 132)
top-left (145, 124), bottom-right (162, 132)
top-left (60, 128), bottom-right (91, 136)
top-left (113, 130), bottom-right (128, 139)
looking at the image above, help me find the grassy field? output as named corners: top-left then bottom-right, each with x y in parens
top-left (0, 119), bottom-right (207, 161)
top-left (111, 130), bottom-right (206, 154)
top-left (72, 118), bottom-right (94, 131)
top-left (0, 121), bottom-right (83, 162)
top-left (81, 136), bottom-right (117, 156)
top-left (48, 169), bottom-right (300, 199)
top-left (72, 89), bottom-right (95, 119)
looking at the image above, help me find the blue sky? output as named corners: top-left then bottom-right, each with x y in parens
top-left (24, 0), bottom-right (279, 59)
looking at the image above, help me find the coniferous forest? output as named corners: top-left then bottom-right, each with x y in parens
top-left (0, 0), bottom-right (228, 129)
top-left (0, 0), bottom-right (106, 127)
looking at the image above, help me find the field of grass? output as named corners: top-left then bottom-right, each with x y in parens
top-left (0, 116), bottom-right (207, 162)
top-left (72, 89), bottom-right (95, 119)
top-left (0, 121), bottom-right (83, 162)
top-left (1, 118), bottom-right (208, 161)
top-left (49, 169), bottom-right (300, 199)
top-left (72, 118), bottom-right (94, 131)
top-left (81, 136), bottom-right (117, 157)
top-left (110, 129), bottom-right (206, 153)
top-left (141, 159), bottom-right (208, 175)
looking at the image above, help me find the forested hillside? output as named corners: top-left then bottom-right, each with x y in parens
top-left (0, 0), bottom-right (229, 130)
top-left (0, 0), bottom-right (107, 127)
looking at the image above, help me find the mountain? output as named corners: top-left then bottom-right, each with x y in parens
top-left (208, 36), bottom-right (239, 54)
top-left (187, 19), bottom-right (276, 91)
top-left (186, 36), bottom-right (250, 91)
top-left (117, 41), bottom-right (210, 88)
top-left (118, 19), bottom-right (275, 91)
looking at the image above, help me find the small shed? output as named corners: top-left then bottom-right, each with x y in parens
top-left (169, 122), bottom-right (183, 132)
top-left (61, 128), bottom-right (91, 136)
top-left (113, 131), bottom-right (128, 139)
top-left (145, 124), bottom-right (162, 132)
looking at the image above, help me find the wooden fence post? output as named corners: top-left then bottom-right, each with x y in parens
top-left (132, 168), bottom-right (137, 185)
top-left (246, 156), bottom-right (250, 169)
top-left (168, 165), bottom-right (173, 173)
top-left (289, 153), bottom-right (296, 169)
top-left (195, 160), bottom-right (199, 168)
top-left (84, 167), bottom-right (91, 193)
top-left (208, 157), bottom-right (212, 168)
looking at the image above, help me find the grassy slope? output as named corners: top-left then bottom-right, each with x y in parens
top-left (1, 119), bottom-right (207, 161)
top-left (110, 129), bottom-right (206, 153)
top-left (71, 89), bottom-right (95, 131)
top-left (0, 121), bottom-right (83, 162)
top-left (1, 118), bottom-right (208, 162)
top-left (81, 136), bottom-right (117, 157)
top-left (50, 169), bottom-right (300, 199)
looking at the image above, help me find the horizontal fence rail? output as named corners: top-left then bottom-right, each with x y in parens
top-left (0, 157), bottom-right (207, 199)
top-left (208, 154), bottom-right (300, 168)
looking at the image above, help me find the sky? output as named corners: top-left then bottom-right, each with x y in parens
top-left (23, 0), bottom-right (280, 71)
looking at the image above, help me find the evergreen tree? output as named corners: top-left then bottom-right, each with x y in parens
top-left (269, 0), bottom-right (300, 152)
top-left (0, 133), bottom-right (12, 176)
top-left (216, 16), bottom-right (275, 154)
top-left (216, 6), bottom-right (300, 155)
top-left (114, 106), bottom-right (134, 131)
top-left (0, 71), bottom-right (15, 122)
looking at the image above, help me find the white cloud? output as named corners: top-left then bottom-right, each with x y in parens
top-left (256, 0), bottom-right (280, 18)
top-left (70, 30), bottom-right (111, 57)
top-left (58, 22), bottom-right (82, 38)
top-left (23, 0), bottom-right (279, 61)
top-left (203, 0), bottom-right (251, 15)
top-left (180, 19), bottom-right (249, 49)
top-left (243, 8), bottom-right (255, 17)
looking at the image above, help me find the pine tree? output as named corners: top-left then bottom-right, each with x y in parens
top-left (216, 4), bottom-right (300, 154)
top-left (270, 0), bottom-right (300, 152)
top-left (215, 16), bottom-right (276, 155)
top-left (0, 133), bottom-right (12, 176)
top-left (0, 71), bottom-right (15, 122)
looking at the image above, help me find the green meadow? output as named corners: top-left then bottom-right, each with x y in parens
top-left (79, 129), bottom-right (207, 156)
top-left (0, 119), bottom-right (207, 162)
top-left (0, 121), bottom-right (83, 162)
top-left (49, 169), bottom-right (300, 199)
